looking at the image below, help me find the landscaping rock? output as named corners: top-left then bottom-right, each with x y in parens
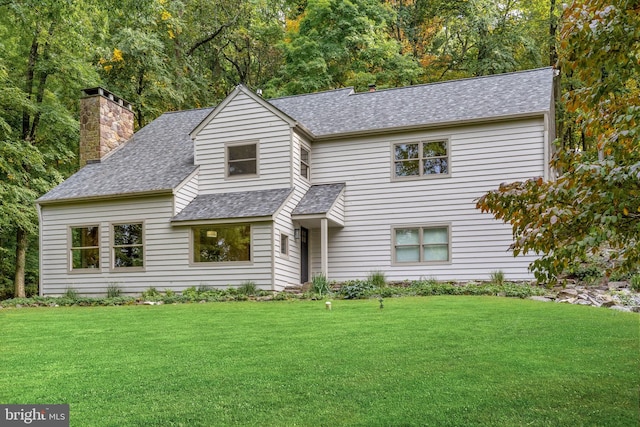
top-left (609, 305), bottom-right (632, 312)
top-left (529, 296), bottom-right (552, 302)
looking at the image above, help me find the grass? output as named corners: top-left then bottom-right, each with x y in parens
top-left (0, 297), bottom-right (638, 426)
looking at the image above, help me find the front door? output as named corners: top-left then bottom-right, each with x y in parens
top-left (300, 227), bottom-right (309, 283)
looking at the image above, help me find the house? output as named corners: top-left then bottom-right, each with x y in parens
top-left (36, 68), bottom-right (555, 296)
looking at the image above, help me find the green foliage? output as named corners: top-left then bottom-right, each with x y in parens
top-left (106, 283), bottom-right (122, 298)
top-left (141, 287), bottom-right (162, 300)
top-left (338, 280), bottom-right (375, 299)
top-left (311, 273), bottom-right (330, 297)
top-left (367, 270), bottom-right (387, 288)
top-left (477, 1), bottom-right (640, 285)
top-left (630, 275), bottom-right (640, 293)
top-left (238, 281), bottom-right (258, 295)
top-left (63, 288), bottom-right (79, 299)
top-left (490, 270), bottom-right (505, 286)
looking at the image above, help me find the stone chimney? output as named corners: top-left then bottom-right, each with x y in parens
top-left (79, 87), bottom-right (134, 167)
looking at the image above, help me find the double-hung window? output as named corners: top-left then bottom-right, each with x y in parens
top-left (226, 142), bottom-right (258, 177)
top-left (112, 223), bottom-right (144, 269)
top-left (70, 226), bottom-right (100, 270)
top-left (300, 147), bottom-right (310, 180)
top-left (280, 233), bottom-right (289, 256)
top-left (193, 225), bottom-right (251, 263)
top-left (394, 226), bottom-right (450, 264)
top-left (393, 140), bottom-right (449, 179)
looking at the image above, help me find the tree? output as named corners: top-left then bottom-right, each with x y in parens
top-left (0, 0), bottom-right (101, 296)
top-left (477, 0), bottom-right (640, 284)
top-left (268, 0), bottom-right (421, 95)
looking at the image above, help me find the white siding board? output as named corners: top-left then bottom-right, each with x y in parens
top-left (174, 173), bottom-right (198, 215)
top-left (194, 91), bottom-right (293, 194)
top-left (307, 118), bottom-right (545, 282)
top-left (40, 196), bottom-right (277, 296)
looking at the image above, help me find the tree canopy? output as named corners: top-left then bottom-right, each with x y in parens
top-left (3, 0), bottom-right (635, 295)
top-left (477, 0), bottom-right (639, 283)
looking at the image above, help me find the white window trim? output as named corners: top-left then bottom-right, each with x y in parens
top-left (189, 224), bottom-right (254, 266)
top-left (391, 138), bottom-right (451, 181)
top-left (391, 223), bottom-right (452, 266)
top-left (68, 224), bottom-right (101, 273)
top-left (224, 140), bottom-right (260, 180)
top-left (110, 221), bottom-right (146, 272)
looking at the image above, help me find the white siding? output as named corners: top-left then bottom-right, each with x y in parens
top-left (309, 119), bottom-right (546, 282)
top-left (194, 91), bottom-right (293, 194)
top-left (174, 172), bottom-right (198, 215)
top-left (40, 196), bottom-right (274, 296)
top-left (273, 132), bottom-right (312, 288)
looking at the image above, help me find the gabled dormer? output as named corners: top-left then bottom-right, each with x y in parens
top-left (190, 85), bottom-right (313, 195)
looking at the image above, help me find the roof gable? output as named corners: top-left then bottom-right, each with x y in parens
top-left (190, 84), bottom-right (298, 140)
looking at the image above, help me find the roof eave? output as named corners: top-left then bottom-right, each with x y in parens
top-left (36, 189), bottom-right (174, 206)
top-left (170, 215), bottom-right (274, 226)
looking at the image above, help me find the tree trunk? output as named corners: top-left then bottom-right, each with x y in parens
top-left (14, 228), bottom-right (28, 298)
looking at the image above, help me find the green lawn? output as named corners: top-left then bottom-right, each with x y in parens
top-left (1, 297), bottom-right (638, 426)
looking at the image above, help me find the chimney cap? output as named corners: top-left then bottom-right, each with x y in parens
top-left (368, 84), bottom-right (376, 92)
top-left (81, 87), bottom-right (133, 111)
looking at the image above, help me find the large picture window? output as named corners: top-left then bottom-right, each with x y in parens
top-left (394, 140), bottom-right (449, 178)
top-left (226, 142), bottom-right (257, 177)
top-left (193, 225), bottom-right (251, 263)
top-left (394, 226), bottom-right (450, 263)
top-left (70, 226), bottom-right (100, 270)
top-left (112, 223), bottom-right (144, 268)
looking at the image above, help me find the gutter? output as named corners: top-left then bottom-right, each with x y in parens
top-left (36, 189), bottom-right (174, 206)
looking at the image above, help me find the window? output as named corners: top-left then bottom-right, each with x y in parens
top-left (112, 223), bottom-right (144, 268)
top-left (300, 147), bottom-right (310, 180)
top-left (280, 233), bottom-right (289, 256)
top-left (226, 142), bottom-right (257, 177)
top-left (70, 226), bottom-right (100, 270)
top-left (394, 226), bottom-right (450, 263)
top-left (193, 225), bottom-right (251, 263)
top-left (394, 140), bottom-right (449, 178)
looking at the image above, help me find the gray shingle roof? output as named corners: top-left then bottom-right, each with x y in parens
top-left (172, 188), bottom-right (293, 222)
top-left (37, 107), bottom-right (213, 203)
top-left (269, 67), bottom-right (554, 137)
top-left (293, 183), bottom-right (345, 215)
top-left (39, 68), bottom-right (553, 203)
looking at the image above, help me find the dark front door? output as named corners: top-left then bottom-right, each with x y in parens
top-left (300, 227), bottom-right (309, 283)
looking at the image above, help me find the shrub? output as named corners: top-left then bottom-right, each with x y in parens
top-left (630, 275), bottom-right (640, 292)
top-left (312, 274), bottom-right (330, 297)
top-left (339, 280), bottom-right (374, 299)
top-left (106, 283), bottom-right (121, 298)
top-left (63, 287), bottom-right (79, 299)
top-left (490, 270), bottom-right (505, 286)
top-left (367, 270), bottom-right (387, 288)
top-left (238, 281), bottom-right (258, 295)
top-left (141, 287), bottom-right (162, 300)
top-left (566, 258), bottom-right (604, 285)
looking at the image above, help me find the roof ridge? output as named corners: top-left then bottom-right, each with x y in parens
top-left (347, 67), bottom-right (554, 97)
top-left (161, 106), bottom-right (216, 115)
top-left (269, 87), bottom-right (355, 101)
